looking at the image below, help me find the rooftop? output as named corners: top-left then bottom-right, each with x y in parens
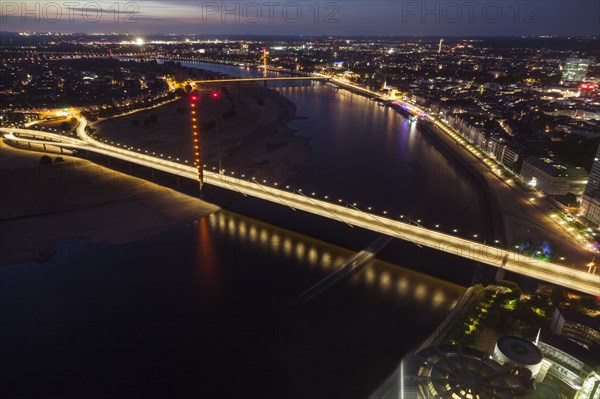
top-left (524, 156), bottom-right (589, 178)
top-left (497, 336), bottom-right (544, 365)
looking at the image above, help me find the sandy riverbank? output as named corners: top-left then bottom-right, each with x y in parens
top-left (0, 141), bottom-right (219, 266)
top-left (95, 83), bottom-right (310, 183)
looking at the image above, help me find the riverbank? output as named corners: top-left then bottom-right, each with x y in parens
top-left (417, 285), bottom-right (478, 350)
top-left (420, 122), bottom-right (503, 240)
top-left (95, 83), bottom-right (310, 183)
top-left (0, 141), bottom-right (219, 266)
top-left (419, 120), bottom-right (592, 266)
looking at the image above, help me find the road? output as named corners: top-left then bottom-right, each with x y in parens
top-left (1, 124), bottom-right (598, 296)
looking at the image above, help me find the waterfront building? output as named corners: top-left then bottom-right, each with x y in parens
top-left (520, 157), bottom-right (589, 196)
top-left (486, 135), bottom-right (522, 171)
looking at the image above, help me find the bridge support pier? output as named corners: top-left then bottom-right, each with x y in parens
top-left (495, 268), bottom-right (506, 282)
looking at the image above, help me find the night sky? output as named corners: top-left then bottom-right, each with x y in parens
top-left (1, 0), bottom-right (599, 36)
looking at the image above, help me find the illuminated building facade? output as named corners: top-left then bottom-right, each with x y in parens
top-left (549, 308), bottom-right (600, 350)
top-left (562, 58), bottom-right (590, 83)
top-left (580, 146), bottom-right (600, 225)
top-left (520, 157), bottom-right (589, 196)
top-left (536, 329), bottom-right (599, 394)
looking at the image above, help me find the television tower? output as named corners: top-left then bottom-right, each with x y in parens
top-left (438, 39), bottom-right (444, 54)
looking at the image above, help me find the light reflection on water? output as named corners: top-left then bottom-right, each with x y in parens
top-left (204, 210), bottom-right (459, 311)
top-left (2, 59), bottom-right (475, 399)
top-left (187, 61), bottom-right (494, 243)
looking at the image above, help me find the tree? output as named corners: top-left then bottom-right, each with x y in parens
top-left (54, 157), bottom-right (65, 163)
top-left (39, 155), bottom-right (52, 165)
top-left (60, 121), bottom-right (70, 131)
top-left (497, 280), bottom-right (522, 300)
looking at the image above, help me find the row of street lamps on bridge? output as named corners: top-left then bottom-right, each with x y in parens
top-left (11, 123), bottom-right (583, 266)
top-left (200, 162), bottom-right (495, 243)
top-left (14, 121), bottom-right (500, 247)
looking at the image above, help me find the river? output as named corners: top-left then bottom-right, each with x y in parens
top-left (0, 61), bottom-right (495, 398)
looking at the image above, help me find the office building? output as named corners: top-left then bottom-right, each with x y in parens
top-left (562, 58), bottom-right (591, 83)
top-left (580, 146), bottom-right (600, 224)
top-left (520, 157), bottom-right (589, 196)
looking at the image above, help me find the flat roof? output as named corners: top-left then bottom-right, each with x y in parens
top-left (497, 336), bottom-right (543, 365)
top-left (524, 156), bottom-right (589, 178)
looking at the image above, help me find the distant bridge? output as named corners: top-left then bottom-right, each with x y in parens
top-left (192, 77), bottom-right (330, 84)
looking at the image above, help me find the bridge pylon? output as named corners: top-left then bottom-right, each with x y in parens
top-left (189, 93), bottom-right (203, 192)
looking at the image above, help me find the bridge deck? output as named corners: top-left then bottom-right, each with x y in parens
top-left (2, 125), bottom-right (598, 297)
top-left (192, 77), bottom-right (329, 84)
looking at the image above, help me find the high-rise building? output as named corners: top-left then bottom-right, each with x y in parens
top-left (549, 308), bottom-right (600, 350)
top-left (579, 145), bottom-right (600, 224)
top-left (562, 58), bottom-right (590, 83)
top-left (584, 146), bottom-right (600, 199)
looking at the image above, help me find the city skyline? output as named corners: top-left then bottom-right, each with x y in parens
top-left (1, 0), bottom-right (599, 36)
top-left (1, 4), bottom-right (599, 398)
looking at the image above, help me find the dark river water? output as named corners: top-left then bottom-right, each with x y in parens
top-left (0, 61), bottom-right (496, 398)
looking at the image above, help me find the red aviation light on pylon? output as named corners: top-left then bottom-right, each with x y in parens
top-left (580, 83), bottom-right (596, 91)
top-left (212, 92), bottom-right (219, 98)
top-left (190, 94), bottom-right (199, 102)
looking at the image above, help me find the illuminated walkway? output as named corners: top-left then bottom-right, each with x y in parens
top-left (2, 123), bottom-right (598, 296)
